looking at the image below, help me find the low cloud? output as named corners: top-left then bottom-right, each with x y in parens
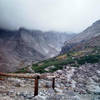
top-left (0, 0), bottom-right (100, 33)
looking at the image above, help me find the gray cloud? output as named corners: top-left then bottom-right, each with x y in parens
top-left (0, 0), bottom-right (100, 33)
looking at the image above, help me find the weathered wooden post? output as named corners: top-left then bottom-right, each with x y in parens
top-left (34, 75), bottom-right (40, 96)
top-left (0, 72), bottom-right (56, 96)
top-left (0, 78), bottom-right (4, 80)
top-left (52, 78), bottom-right (55, 90)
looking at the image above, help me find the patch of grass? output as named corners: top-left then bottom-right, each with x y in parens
top-left (77, 54), bottom-right (100, 65)
top-left (17, 47), bottom-right (100, 73)
top-left (31, 56), bottom-right (76, 73)
top-left (15, 67), bottom-right (28, 73)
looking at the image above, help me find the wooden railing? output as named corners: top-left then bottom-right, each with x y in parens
top-left (0, 72), bottom-right (56, 96)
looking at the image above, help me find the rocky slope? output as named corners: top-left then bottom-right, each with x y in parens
top-left (0, 63), bottom-right (100, 100)
top-left (61, 20), bottom-right (100, 53)
top-left (69, 20), bottom-right (100, 43)
top-left (0, 28), bottom-right (75, 72)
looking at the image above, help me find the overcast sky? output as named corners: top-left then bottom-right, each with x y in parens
top-left (0, 0), bottom-right (100, 33)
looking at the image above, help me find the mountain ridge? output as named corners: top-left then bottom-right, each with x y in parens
top-left (61, 20), bottom-right (100, 54)
top-left (0, 28), bottom-right (75, 72)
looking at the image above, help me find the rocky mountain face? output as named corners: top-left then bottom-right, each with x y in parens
top-left (69, 20), bottom-right (100, 43)
top-left (0, 28), bottom-right (75, 72)
top-left (61, 20), bottom-right (100, 53)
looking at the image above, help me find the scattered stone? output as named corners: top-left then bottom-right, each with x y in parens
top-left (0, 63), bottom-right (100, 100)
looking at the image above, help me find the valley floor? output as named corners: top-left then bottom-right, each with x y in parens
top-left (0, 63), bottom-right (100, 100)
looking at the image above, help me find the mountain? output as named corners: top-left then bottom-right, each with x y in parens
top-left (69, 20), bottom-right (100, 43)
top-left (0, 28), bottom-right (75, 72)
top-left (61, 20), bottom-right (100, 53)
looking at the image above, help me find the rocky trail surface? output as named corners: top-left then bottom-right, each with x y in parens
top-left (0, 63), bottom-right (100, 100)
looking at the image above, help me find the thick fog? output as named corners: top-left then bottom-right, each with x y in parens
top-left (0, 0), bottom-right (100, 32)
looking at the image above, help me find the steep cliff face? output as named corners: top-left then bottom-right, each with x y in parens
top-left (0, 28), bottom-right (75, 72)
top-left (61, 20), bottom-right (100, 54)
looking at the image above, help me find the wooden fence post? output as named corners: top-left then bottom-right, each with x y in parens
top-left (52, 78), bottom-right (55, 90)
top-left (34, 75), bottom-right (40, 96)
top-left (0, 72), bottom-right (56, 96)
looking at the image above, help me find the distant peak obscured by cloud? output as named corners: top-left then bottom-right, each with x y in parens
top-left (0, 0), bottom-right (100, 33)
